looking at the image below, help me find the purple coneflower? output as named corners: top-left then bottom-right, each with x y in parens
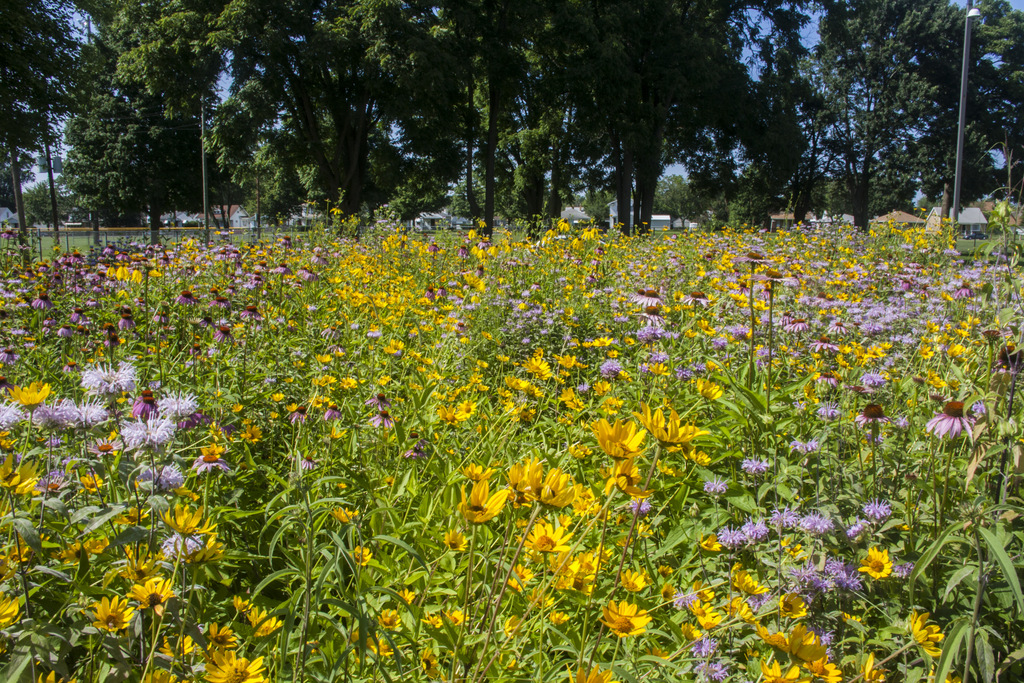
top-left (855, 404), bottom-right (888, 427)
top-left (289, 406), bottom-right (308, 424)
top-left (176, 290), bottom-right (199, 305)
top-left (296, 452), bottom-right (317, 470)
top-left (323, 403), bottom-right (343, 421)
top-left (925, 401), bottom-right (974, 440)
top-left (365, 393), bottom-right (391, 410)
top-left (213, 325), bottom-right (233, 343)
top-left (631, 288), bottom-right (662, 308)
top-left (131, 390), bottom-right (159, 420)
top-left (193, 452), bottom-right (230, 473)
top-left (0, 348), bottom-right (18, 364)
top-left (240, 305), bottom-right (262, 320)
top-left (31, 293), bottom-right (54, 310)
top-left (370, 409), bottom-right (394, 429)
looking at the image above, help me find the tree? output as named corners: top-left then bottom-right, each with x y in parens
top-left (63, 12), bottom-right (202, 242)
top-left (653, 176), bottom-right (699, 224)
top-left (572, 0), bottom-right (809, 235)
top-left (815, 0), bottom-right (952, 228)
top-left (122, 0), bottom-right (464, 224)
top-left (0, 0), bottom-right (79, 252)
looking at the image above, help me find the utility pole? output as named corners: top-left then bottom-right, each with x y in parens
top-left (952, 2), bottom-right (981, 227)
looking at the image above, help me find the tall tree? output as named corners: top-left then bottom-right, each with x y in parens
top-left (122, 0), bottom-right (463, 222)
top-left (0, 0), bottom-right (79, 252)
top-left (815, 0), bottom-right (950, 228)
top-left (63, 11), bottom-right (202, 242)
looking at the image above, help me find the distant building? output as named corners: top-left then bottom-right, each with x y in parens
top-left (560, 206), bottom-right (590, 225)
top-left (0, 207), bottom-right (17, 225)
top-left (871, 210), bottom-right (927, 227)
top-left (956, 207), bottom-right (987, 236)
top-left (770, 212), bottom-right (795, 230)
top-left (606, 201), bottom-right (670, 230)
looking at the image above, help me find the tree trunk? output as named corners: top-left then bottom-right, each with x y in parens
top-left (546, 144), bottom-right (562, 221)
top-left (149, 200), bottom-right (162, 246)
top-left (483, 79), bottom-right (500, 238)
top-left (91, 211), bottom-right (100, 246)
top-left (8, 148), bottom-right (29, 262)
top-left (614, 140), bottom-right (633, 236)
top-left (465, 81), bottom-right (481, 220)
top-left (45, 140), bottom-right (60, 235)
top-left (940, 181), bottom-right (951, 220)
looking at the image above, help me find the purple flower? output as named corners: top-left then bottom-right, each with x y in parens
top-left (599, 359), bottom-right (623, 379)
top-left (630, 498), bottom-right (652, 516)
top-left (696, 661), bottom-right (728, 682)
top-left (691, 636), bottom-right (718, 658)
top-left (893, 562), bottom-right (914, 578)
top-left (741, 458), bottom-right (770, 476)
top-left (925, 401), bottom-right (974, 440)
top-left (863, 499), bottom-right (891, 523)
top-left (816, 402), bottom-right (841, 421)
top-left (137, 465), bottom-right (185, 491)
top-left (296, 452), bottom-right (317, 470)
top-left (846, 518), bottom-right (869, 540)
top-left (799, 512), bottom-right (834, 536)
top-left (742, 519), bottom-right (769, 543)
top-left (157, 392), bottom-right (200, 422)
top-left (192, 452), bottom-right (230, 473)
top-left (703, 477), bottom-right (728, 497)
top-left (769, 507), bottom-right (800, 529)
top-left (717, 526), bottom-right (746, 549)
top-left (369, 410), bottom-right (395, 429)
top-left (673, 591), bottom-right (698, 609)
top-left (365, 393), bottom-right (391, 410)
top-left (121, 417), bottom-right (176, 451)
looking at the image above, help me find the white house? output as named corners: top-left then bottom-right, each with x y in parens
top-left (957, 207), bottom-right (987, 235)
top-left (0, 207), bottom-right (17, 226)
top-left (560, 206), bottom-right (590, 225)
top-left (607, 200), bottom-right (671, 230)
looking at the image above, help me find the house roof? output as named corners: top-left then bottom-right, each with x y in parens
top-left (770, 212), bottom-right (795, 221)
top-left (872, 210), bottom-right (926, 224)
top-left (957, 207), bottom-right (987, 224)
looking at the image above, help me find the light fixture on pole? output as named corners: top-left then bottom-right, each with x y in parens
top-left (951, 3), bottom-right (982, 228)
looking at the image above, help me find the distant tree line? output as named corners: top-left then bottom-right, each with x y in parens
top-left (2, 0), bottom-right (1022, 242)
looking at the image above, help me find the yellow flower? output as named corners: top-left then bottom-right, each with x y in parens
top-left (804, 657), bottom-right (841, 683)
top-left (205, 650), bottom-right (267, 683)
top-left (858, 547), bottom-right (892, 580)
top-left (633, 402), bottom-right (709, 448)
top-left (0, 454), bottom-right (38, 495)
top-left (910, 611), bottom-right (944, 658)
top-left (8, 382), bottom-right (51, 408)
top-left (603, 457), bottom-right (649, 498)
top-left (0, 593), bottom-right (20, 627)
top-left (787, 624), bottom-right (827, 662)
top-left (526, 520), bottom-right (573, 553)
top-left (591, 418), bottom-right (646, 459)
top-left (571, 667), bottom-right (619, 683)
top-left (537, 467), bottom-right (575, 507)
top-left (462, 463), bottom-right (494, 481)
top-left (91, 595), bottom-right (135, 632)
top-left (129, 577), bottom-right (175, 617)
top-left (378, 609), bottom-right (402, 630)
top-left (600, 600), bottom-right (652, 637)
top-left (779, 593), bottom-right (808, 619)
top-left (862, 653), bottom-right (886, 682)
top-left (206, 623), bottom-right (237, 651)
top-left (619, 569), bottom-right (649, 593)
top-left (37, 674), bottom-right (78, 683)
top-left (443, 529), bottom-right (468, 551)
top-left (331, 507), bottom-right (359, 523)
top-left (732, 567), bottom-right (768, 595)
top-left (142, 672), bottom-right (177, 683)
top-left (699, 534), bottom-right (722, 552)
top-left (695, 378), bottom-right (723, 400)
top-left (760, 658), bottom-right (810, 683)
top-left (248, 606), bottom-right (283, 637)
top-left (351, 546), bottom-right (373, 566)
top-left (549, 611), bottom-right (569, 625)
top-left (523, 356), bottom-right (553, 380)
top-left (458, 479), bottom-right (509, 523)
top-left (444, 609), bottom-right (465, 626)
top-left (160, 505), bottom-right (216, 535)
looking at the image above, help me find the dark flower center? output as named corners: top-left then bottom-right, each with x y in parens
top-left (943, 401), bottom-right (964, 418)
top-left (863, 404), bottom-right (885, 419)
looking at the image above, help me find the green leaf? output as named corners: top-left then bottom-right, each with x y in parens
top-left (934, 617), bottom-right (970, 683)
top-left (79, 504), bottom-right (127, 536)
top-left (908, 523), bottom-right (962, 603)
top-left (372, 535), bottom-right (428, 573)
top-left (978, 526), bottom-right (1024, 614)
top-left (11, 517), bottom-right (43, 554)
top-left (943, 565), bottom-right (977, 602)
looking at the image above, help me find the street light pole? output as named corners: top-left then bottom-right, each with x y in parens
top-left (951, 3), bottom-right (981, 229)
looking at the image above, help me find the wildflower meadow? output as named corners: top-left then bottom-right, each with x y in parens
top-left (0, 217), bottom-right (1022, 683)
